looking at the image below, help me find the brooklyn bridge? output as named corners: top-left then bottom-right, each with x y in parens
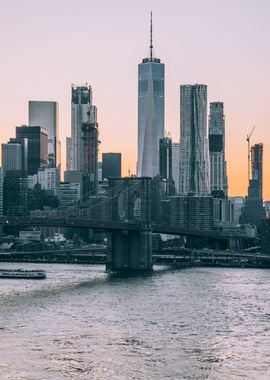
top-left (0, 178), bottom-right (258, 271)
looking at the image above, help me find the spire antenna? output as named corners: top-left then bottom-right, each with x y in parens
top-left (150, 11), bottom-right (153, 60)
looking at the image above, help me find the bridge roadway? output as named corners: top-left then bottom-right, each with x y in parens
top-left (0, 248), bottom-right (269, 267)
top-left (0, 216), bottom-right (243, 240)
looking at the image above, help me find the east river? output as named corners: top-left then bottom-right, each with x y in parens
top-left (0, 263), bottom-right (270, 379)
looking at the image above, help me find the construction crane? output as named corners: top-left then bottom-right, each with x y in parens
top-left (246, 125), bottom-right (256, 182)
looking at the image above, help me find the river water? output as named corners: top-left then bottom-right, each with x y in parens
top-left (0, 263), bottom-right (270, 379)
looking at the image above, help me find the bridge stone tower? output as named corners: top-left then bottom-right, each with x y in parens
top-left (106, 177), bottom-right (152, 271)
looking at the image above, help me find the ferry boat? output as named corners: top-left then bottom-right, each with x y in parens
top-left (0, 269), bottom-right (46, 279)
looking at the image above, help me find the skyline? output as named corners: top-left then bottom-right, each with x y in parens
top-left (1, 1), bottom-right (270, 197)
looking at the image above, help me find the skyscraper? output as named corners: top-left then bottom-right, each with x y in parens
top-left (29, 101), bottom-right (60, 169)
top-left (242, 143), bottom-right (264, 227)
top-left (159, 136), bottom-right (175, 195)
top-left (209, 102), bottom-right (228, 197)
top-left (70, 84), bottom-right (93, 171)
top-left (179, 84), bottom-right (210, 195)
top-left (81, 113), bottom-right (99, 194)
top-left (159, 136), bottom-right (172, 180)
top-left (137, 13), bottom-right (164, 178)
top-left (16, 125), bottom-right (48, 175)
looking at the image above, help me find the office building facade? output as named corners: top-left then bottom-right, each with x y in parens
top-left (16, 125), bottom-right (48, 175)
top-left (29, 101), bottom-right (60, 169)
top-left (179, 84), bottom-right (210, 195)
top-left (1, 142), bottom-right (23, 173)
top-left (3, 170), bottom-right (28, 216)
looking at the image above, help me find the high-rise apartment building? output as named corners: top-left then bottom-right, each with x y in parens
top-left (16, 125), bottom-right (48, 175)
top-left (29, 101), bottom-right (60, 169)
top-left (70, 85), bottom-right (93, 171)
top-left (137, 14), bottom-right (164, 177)
top-left (172, 142), bottom-right (180, 194)
top-left (242, 143), bottom-right (264, 227)
top-left (179, 84), bottom-right (210, 195)
top-left (82, 118), bottom-right (99, 195)
top-left (209, 102), bottom-right (228, 197)
top-left (102, 153), bottom-right (122, 180)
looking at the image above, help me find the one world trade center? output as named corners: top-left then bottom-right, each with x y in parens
top-left (137, 13), bottom-right (164, 178)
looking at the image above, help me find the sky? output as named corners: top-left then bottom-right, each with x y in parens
top-left (0, 0), bottom-right (270, 198)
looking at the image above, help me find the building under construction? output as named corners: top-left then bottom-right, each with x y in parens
top-left (241, 143), bottom-right (264, 228)
top-left (81, 118), bottom-right (99, 196)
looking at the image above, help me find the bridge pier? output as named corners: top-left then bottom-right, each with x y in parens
top-left (106, 229), bottom-right (152, 271)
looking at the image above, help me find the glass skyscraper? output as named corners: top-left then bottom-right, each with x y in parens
top-left (29, 101), bottom-right (60, 169)
top-left (137, 14), bottom-right (164, 178)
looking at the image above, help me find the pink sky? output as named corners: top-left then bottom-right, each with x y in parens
top-left (0, 0), bottom-right (270, 198)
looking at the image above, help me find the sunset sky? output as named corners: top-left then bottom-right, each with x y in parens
top-left (1, 0), bottom-right (269, 198)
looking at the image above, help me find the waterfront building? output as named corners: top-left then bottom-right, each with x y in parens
top-left (102, 153), bottom-right (121, 180)
top-left (16, 125), bottom-right (48, 175)
top-left (172, 142), bottom-right (180, 194)
top-left (209, 102), bottom-right (228, 197)
top-left (28, 101), bottom-right (60, 169)
top-left (179, 84), bottom-right (210, 195)
top-left (3, 170), bottom-right (28, 216)
top-left (137, 13), bottom-right (164, 177)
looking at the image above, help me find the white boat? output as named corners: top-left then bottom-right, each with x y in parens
top-left (0, 269), bottom-right (46, 279)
